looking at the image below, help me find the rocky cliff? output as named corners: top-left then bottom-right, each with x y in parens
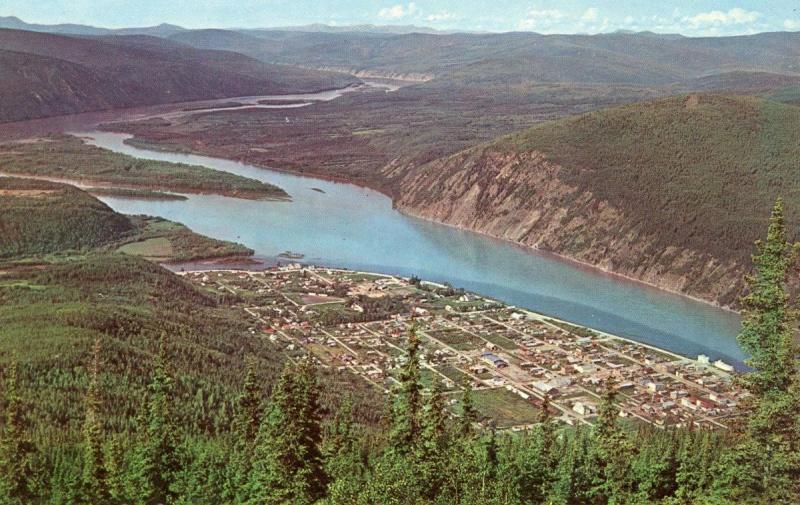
top-left (394, 94), bottom-right (800, 308)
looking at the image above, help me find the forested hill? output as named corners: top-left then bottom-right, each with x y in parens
top-left (395, 94), bottom-right (800, 307)
top-left (0, 177), bottom-right (134, 257)
top-left (0, 28), bottom-right (359, 123)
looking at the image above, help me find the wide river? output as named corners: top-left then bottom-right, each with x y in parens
top-left (73, 99), bottom-right (745, 368)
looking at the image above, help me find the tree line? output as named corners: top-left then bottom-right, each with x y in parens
top-left (1, 200), bottom-right (799, 504)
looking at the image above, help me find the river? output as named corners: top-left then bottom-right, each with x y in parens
top-left (76, 121), bottom-right (746, 369)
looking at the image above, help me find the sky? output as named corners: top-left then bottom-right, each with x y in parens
top-left (1, 1), bottom-right (799, 36)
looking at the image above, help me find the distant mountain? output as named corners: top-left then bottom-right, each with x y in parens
top-left (0, 29), bottom-right (359, 122)
top-left (169, 29), bottom-right (800, 86)
top-left (394, 94), bottom-right (800, 308)
top-left (255, 23), bottom-right (473, 35)
top-left (0, 16), bottom-right (186, 37)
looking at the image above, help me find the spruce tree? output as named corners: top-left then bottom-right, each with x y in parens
top-left (226, 358), bottom-right (263, 502)
top-left (324, 397), bottom-right (366, 503)
top-left (104, 435), bottom-right (126, 503)
top-left (235, 358), bottom-right (262, 447)
top-left (0, 361), bottom-right (36, 504)
top-left (81, 339), bottom-right (108, 504)
top-left (417, 382), bottom-right (450, 499)
top-left (295, 357), bottom-right (328, 501)
top-left (388, 327), bottom-right (424, 454)
top-left (248, 358), bottom-right (327, 505)
top-left (713, 199), bottom-right (800, 503)
top-left (128, 333), bottom-right (179, 505)
top-left (589, 378), bottom-right (633, 504)
top-left (458, 379), bottom-right (478, 439)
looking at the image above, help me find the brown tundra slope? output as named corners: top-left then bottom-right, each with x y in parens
top-left (393, 94), bottom-right (800, 308)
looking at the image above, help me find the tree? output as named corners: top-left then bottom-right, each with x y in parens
top-left (235, 358), bottom-right (262, 447)
top-left (128, 333), bottom-right (180, 505)
top-left (104, 435), bottom-right (126, 503)
top-left (738, 198), bottom-right (798, 396)
top-left (247, 358), bottom-right (327, 505)
top-left (226, 358), bottom-right (263, 502)
top-left (324, 397), bottom-right (367, 504)
top-left (0, 361), bottom-right (37, 504)
top-left (417, 382), bottom-right (450, 499)
top-left (589, 378), bottom-right (633, 504)
top-left (713, 199), bottom-right (800, 503)
top-left (81, 339), bottom-right (108, 503)
top-left (388, 327), bottom-right (424, 454)
top-left (513, 395), bottom-right (558, 503)
top-left (458, 379), bottom-right (478, 439)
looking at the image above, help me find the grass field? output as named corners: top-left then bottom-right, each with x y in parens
top-left (113, 216), bottom-right (253, 262)
top-left (425, 329), bottom-right (485, 351)
top-left (451, 387), bottom-right (542, 428)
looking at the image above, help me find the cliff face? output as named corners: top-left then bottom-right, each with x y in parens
top-left (394, 145), bottom-right (747, 308)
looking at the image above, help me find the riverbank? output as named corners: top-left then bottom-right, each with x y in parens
top-left (178, 265), bottom-right (745, 430)
top-left (101, 128), bottom-right (739, 315)
top-left (0, 134), bottom-right (289, 200)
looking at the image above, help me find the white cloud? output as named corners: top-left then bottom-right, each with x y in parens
top-left (377, 2), bottom-right (417, 20)
top-left (517, 9), bottom-right (566, 30)
top-left (686, 8), bottom-right (760, 27)
top-left (581, 7), bottom-right (599, 22)
top-left (785, 19), bottom-right (800, 30)
top-left (426, 12), bottom-right (457, 22)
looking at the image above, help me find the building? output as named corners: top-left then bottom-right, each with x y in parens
top-left (481, 352), bottom-right (508, 368)
top-left (697, 354), bottom-right (710, 365)
top-left (713, 360), bottom-right (734, 372)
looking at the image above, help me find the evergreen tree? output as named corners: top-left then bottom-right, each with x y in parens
top-left (235, 358), bottom-right (262, 447)
top-left (513, 395), bottom-right (558, 503)
top-left (458, 379), bottom-right (478, 439)
top-left (0, 361), bottom-right (36, 504)
top-left (226, 358), bottom-right (263, 502)
top-left (738, 199), bottom-right (797, 396)
top-left (713, 199), bottom-right (800, 503)
top-left (104, 435), bottom-right (126, 503)
top-left (589, 378), bottom-right (633, 504)
top-left (551, 427), bottom-right (593, 504)
top-left (81, 339), bottom-right (108, 504)
top-left (128, 333), bottom-right (180, 505)
top-left (324, 397), bottom-right (366, 504)
top-left (295, 357), bottom-right (328, 501)
top-left (417, 382), bottom-right (450, 500)
top-left (247, 357), bottom-right (327, 505)
top-left (388, 327), bottom-right (424, 454)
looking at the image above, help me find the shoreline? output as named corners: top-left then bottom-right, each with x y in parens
top-left (174, 263), bottom-right (743, 372)
top-left (0, 170), bottom-right (290, 202)
top-left (103, 132), bottom-right (739, 315)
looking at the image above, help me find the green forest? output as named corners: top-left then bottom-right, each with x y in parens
top-left (1, 201), bottom-right (798, 504)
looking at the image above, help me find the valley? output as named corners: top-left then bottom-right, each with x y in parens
top-left (2, 9), bottom-right (800, 504)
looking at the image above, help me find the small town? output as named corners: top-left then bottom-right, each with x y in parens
top-left (180, 264), bottom-right (748, 432)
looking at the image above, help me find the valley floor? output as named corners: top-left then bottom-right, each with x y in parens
top-left (180, 264), bottom-right (747, 431)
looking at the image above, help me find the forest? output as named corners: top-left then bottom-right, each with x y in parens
top-left (0, 201), bottom-right (798, 504)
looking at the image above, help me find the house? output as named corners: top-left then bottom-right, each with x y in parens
top-left (533, 381), bottom-right (561, 396)
top-left (481, 352), bottom-right (508, 368)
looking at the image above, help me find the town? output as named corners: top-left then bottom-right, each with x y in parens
top-left (180, 265), bottom-right (748, 431)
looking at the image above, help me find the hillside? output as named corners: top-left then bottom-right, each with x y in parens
top-left (0, 29), bottom-right (359, 122)
top-left (170, 29), bottom-right (800, 86)
top-left (395, 94), bottom-right (800, 307)
top-left (0, 177), bottom-right (134, 257)
top-left (0, 176), bottom-right (256, 262)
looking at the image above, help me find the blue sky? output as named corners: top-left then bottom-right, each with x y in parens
top-left (1, 1), bottom-right (799, 35)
